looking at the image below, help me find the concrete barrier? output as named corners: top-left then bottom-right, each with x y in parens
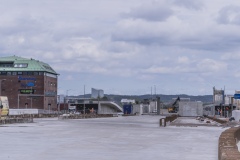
top-left (206, 115), bottom-right (227, 124)
top-left (218, 127), bottom-right (240, 160)
top-left (160, 115), bottom-right (178, 127)
top-left (0, 117), bottom-right (33, 125)
top-left (159, 118), bottom-right (166, 127)
top-left (8, 114), bottom-right (58, 119)
top-left (58, 114), bottom-right (114, 120)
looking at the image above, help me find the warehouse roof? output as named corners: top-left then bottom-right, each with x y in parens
top-left (0, 55), bottom-right (58, 75)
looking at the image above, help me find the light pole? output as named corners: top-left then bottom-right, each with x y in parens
top-left (0, 79), bottom-right (6, 96)
top-left (65, 89), bottom-right (71, 113)
top-left (30, 87), bottom-right (33, 109)
top-left (57, 87), bottom-right (61, 114)
top-left (98, 90), bottom-right (100, 114)
top-left (84, 85), bottom-right (85, 117)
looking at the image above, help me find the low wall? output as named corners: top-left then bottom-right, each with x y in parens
top-left (9, 109), bottom-right (59, 115)
top-left (160, 114), bottom-right (178, 127)
top-left (58, 114), bottom-right (114, 120)
top-left (8, 114), bottom-right (58, 118)
top-left (218, 127), bottom-right (240, 160)
top-left (206, 116), bottom-right (227, 124)
top-left (0, 118), bottom-right (33, 125)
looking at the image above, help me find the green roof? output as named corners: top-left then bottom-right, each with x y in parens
top-left (0, 55), bottom-right (58, 75)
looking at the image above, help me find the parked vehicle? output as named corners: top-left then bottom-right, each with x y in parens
top-left (0, 96), bottom-right (9, 118)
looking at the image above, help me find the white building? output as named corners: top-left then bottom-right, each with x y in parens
top-left (178, 101), bottom-right (203, 117)
top-left (213, 87), bottom-right (224, 104)
top-left (121, 99), bottom-right (135, 104)
top-left (91, 88), bottom-right (104, 99)
top-left (234, 91), bottom-right (240, 110)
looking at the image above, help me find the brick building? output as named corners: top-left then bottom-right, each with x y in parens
top-left (0, 56), bottom-right (59, 110)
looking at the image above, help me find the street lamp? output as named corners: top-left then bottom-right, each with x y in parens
top-left (84, 85), bottom-right (85, 117)
top-left (57, 87), bottom-right (61, 113)
top-left (64, 89), bottom-right (72, 113)
top-left (98, 90), bottom-right (100, 114)
top-left (0, 79), bottom-right (6, 96)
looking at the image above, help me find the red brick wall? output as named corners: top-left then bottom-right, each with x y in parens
top-left (0, 73), bottom-right (57, 110)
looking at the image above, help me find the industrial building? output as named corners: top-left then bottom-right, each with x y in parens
top-left (178, 101), bottom-right (203, 117)
top-left (65, 97), bottom-right (122, 114)
top-left (0, 56), bottom-right (58, 110)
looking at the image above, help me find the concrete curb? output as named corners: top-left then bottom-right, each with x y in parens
top-left (218, 127), bottom-right (240, 160)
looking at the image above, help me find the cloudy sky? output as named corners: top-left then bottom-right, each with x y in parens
top-left (1, 0), bottom-right (240, 96)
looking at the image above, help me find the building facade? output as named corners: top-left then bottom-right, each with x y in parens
top-left (0, 56), bottom-right (59, 110)
top-left (91, 88), bottom-right (104, 99)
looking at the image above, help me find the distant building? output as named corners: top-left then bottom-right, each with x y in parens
top-left (91, 88), bottom-right (104, 99)
top-left (224, 95), bottom-right (234, 105)
top-left (234, 91), bottom-right (240, 110)
top-left (65, 97), bottom-right (122, 114)
top-left (121, 99), bottom-right (135, 104)
top-left (0, 56), bottom-right (59, 110)
top-left (213, 87), bottom-right (224, 104)
top-left (178, 101), bottom-right (203, 117)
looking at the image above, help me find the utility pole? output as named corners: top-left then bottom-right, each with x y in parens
top-left (98, 91), bottom-right (99, 114)
top-left (151, 86), bottom-right (152, 100)
top-left (157, 96), bottom-right (160, 115)
top-left (84, 85), bottom-right (85, 118)
top-left (30, 86), bottom-right (33, 109)
top-left (154, 85), bottom-right (156, 96)
top-left (65, 89), bottom-right (71, 113)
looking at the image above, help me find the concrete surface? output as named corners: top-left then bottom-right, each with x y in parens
top-left (171, 117), bottom-right (221, 127)
top-left (0, 115), bottom-right (226, 160)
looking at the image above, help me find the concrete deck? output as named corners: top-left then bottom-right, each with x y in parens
top-left (0, 115), bottom-right (226, 160)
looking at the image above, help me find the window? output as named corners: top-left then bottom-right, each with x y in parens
top-left (17, 72), bottom-right (22, 75)
top-left (7, 72), bottom-right (11, 75)
top-left (39, 72), bottom-right (43, 75)
top-left (27, 72), bottom-right (33, 75)
top-left (33, 72), bottom-right (38, 75)
top-left (0, 72), bottom-right (7, 75)
top-left (0, 62), bottom-right (14, 67)
top-left (12, 72), bottom-right (17, 75)
top-left (14, 63), bottom-right (28, 68)
top-left (22, 72), bottom-right (28, 75)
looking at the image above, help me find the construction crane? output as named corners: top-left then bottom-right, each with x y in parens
top-left (168, 97), bottom-right (180, 113)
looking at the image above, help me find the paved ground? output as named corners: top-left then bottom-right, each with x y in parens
top-left (0, 115), bottom-right (226, 160)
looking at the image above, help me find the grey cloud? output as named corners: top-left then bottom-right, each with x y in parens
top-left (217, 5), bottom-right (240, 25)
top-left (112, 34), bottom-right (170, 46)
top-left (172, 0), bottom-right (203, 10)
top-left (123, 3), bottom-right (173, 21)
